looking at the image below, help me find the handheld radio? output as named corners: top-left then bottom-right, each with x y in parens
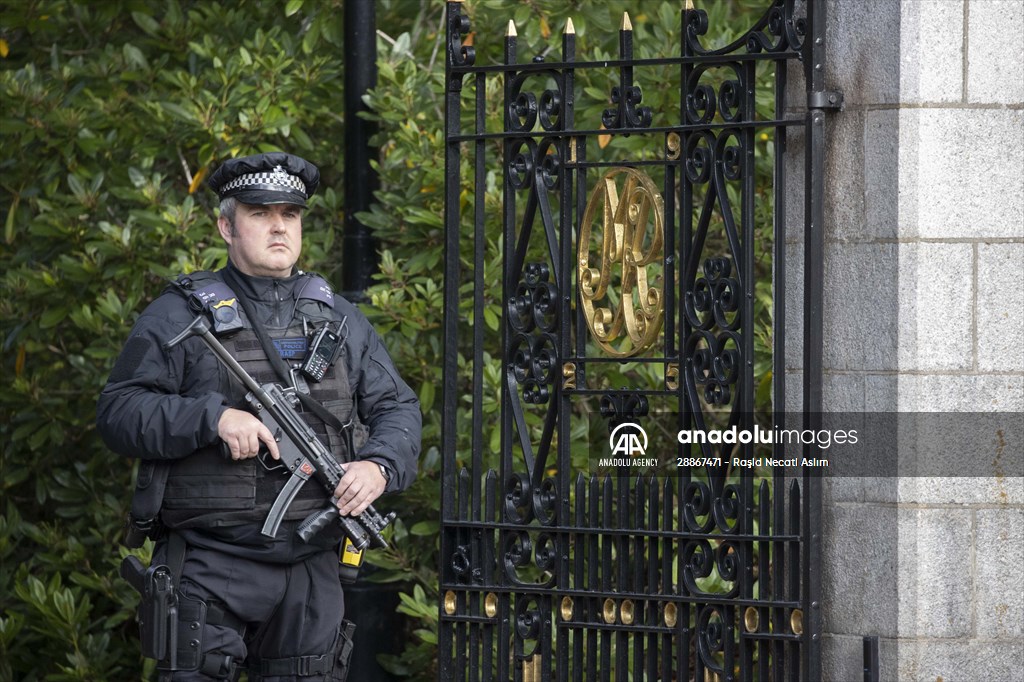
top-left (301, 318), bottom-right (347, 382)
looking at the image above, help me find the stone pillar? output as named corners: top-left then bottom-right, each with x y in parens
top-left (786, 1), bottom-right (1024, 679)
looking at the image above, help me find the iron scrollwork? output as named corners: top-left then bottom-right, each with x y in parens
top-left (446, 1), bottom-right (475, 92)
top-left (508, 263), bottom-right (558, 405)
top-left (695, 604), bottom-right (734, 679)
top-left (503, 469), bottom-right (558, 527)
top-left (502, 526), bottom-right (557, 589)
top-left (598, 392), bottom-right (649, 428)
top-left (684, 0), bottom-right (806, 56)
top-left (686, 64), bottom-right (747, 125)
top-left (682, 125), bottom-right (747, 417)
top-left (603, 13), bottom-right (653, 130)
top-left (508, 70), bottom-right (565, 133)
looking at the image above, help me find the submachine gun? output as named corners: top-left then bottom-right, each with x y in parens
top-left (164, 315), bottom-right (396, 550)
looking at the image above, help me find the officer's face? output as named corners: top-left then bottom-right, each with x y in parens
top-left (219, 203), bottom-right (303, 278)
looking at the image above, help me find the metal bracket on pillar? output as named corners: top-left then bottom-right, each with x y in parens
top-left (808, 90), bottom-right (844, 110)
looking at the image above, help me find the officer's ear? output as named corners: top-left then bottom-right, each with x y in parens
top-left (217, 215), bottom-right (235, 244)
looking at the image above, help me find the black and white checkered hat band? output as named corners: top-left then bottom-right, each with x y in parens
top-left (220, 167), bottom-right (307, 197)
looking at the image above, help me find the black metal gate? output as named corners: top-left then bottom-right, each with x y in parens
top-left (440, 1), bottom-right (835, 679)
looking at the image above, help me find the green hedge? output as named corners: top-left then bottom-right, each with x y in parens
top-left (1, 1), bottom-right (772, 679)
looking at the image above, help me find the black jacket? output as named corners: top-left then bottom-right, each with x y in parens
top-left (97, 263), bottom-right (420, 500)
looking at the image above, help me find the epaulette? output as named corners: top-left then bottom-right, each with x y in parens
top-left (296, 272), bottom-right (336, 309)
top-left (170, 271), bottom-right (245, 335)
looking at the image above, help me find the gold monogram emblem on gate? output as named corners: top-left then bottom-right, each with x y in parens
top-left (578, 168), bottom-right (664, 357)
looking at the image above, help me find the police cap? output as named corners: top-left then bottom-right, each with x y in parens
top-left (207, 152), bottom-right (320, 208)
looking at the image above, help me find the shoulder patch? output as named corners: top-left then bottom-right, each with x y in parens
top-left (108, 336), bottom-right (153, 383)
top-left (168, 270), bottom-right (222, 299)
top-left (190, 281), bottom-right (238, 310)
top-left (167, 272), bottom-right (246, 335)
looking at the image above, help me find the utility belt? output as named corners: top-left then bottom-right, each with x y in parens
top-left (119, 533), bottom-right (356, 681)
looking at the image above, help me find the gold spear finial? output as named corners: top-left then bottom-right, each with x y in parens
top-left (621, 12), bottom-right (633, 31)
top-left (685, 0), bottom-right (695, 10)
top-left (506, 19), bottom-right (517, 37)
top-left (565, 17), bottom-right (576, 35)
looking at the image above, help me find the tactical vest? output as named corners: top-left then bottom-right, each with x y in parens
top-left (155, 270), bottom-right (356, 532)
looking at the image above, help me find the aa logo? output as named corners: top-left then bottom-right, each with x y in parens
top-left (609, 422), bottom-right (648, 457)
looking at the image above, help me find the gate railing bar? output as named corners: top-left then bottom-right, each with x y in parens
top-left (739, 52), bottom-right (758, 682)
top-left (497, 19), bottom-right (515, 682)
top-left (679, 8), bottom-right (695, 678)
top-left (439, 590), bottom-right (802, 611)
top-left (556, 18), bottom-right (576, 682)
top-left (803, 0), bottom-right (839, 676)
top-left (440, 2), bottom-right (472, 680)
top-left (447, 118), bottom-right (807, 143)
top-left (471, 70), bottom-right (486, 519)
top-left (772, 26), bottom-right (790, 682)
top-left (449, 53), bottom-right (802, 75)
top-left (469, 68), bottom-right (487, 682)
top-left (437, 616), bottom-right (807, 644)
top-left (443, 519), bottom-right (802, 542)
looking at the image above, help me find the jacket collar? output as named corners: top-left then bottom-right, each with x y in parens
top-left (223, 261), bottom-right (302, 303)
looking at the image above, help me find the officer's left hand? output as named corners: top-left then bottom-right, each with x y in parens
top-left (334, 460), bottom-right (387, 516)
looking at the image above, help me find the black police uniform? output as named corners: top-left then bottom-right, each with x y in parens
top-left (97, 153), bottom-right (421, 681)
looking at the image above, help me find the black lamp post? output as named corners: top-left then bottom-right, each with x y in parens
top-left (342, 0), bottom-right (380, 300)
top-left (342, 6), bottom-right (406, 682)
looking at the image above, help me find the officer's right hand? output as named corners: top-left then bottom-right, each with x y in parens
top-left (218, 408), bottom-right (281, 461)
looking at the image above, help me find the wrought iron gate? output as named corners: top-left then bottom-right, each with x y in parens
top-left (440, 1), bottom-right (835, 679)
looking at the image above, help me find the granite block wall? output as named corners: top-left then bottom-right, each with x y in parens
top-left (787, 1), bottom-right (1024, 679)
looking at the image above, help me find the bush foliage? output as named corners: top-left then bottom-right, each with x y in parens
top-left (1, 1), bottom-right (774, 679)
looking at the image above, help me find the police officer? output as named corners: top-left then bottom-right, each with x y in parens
top-left (97, 152), bottom-right (421, 681)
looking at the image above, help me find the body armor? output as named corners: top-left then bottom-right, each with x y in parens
top-left (134, 270), bottom-right (355, 534)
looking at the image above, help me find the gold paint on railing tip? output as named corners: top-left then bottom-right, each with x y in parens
top-left (621, 11), bottom-right (632, 32)
top-left (620, 599), bottom-right (635, 625)
top-left (564, 17), bottom-right (576, 35)
top-left (506, 20), bottom-right (517, 38)
top-left (666, 132), bottom-right (681, 161)
top-left (744, 606), bottom-right (760, 633)
top-left (791, 608), bottom-right (804, 635)
top-left (560, 595), bottom-right (574, 621)
top-left (443, 590), bottom-right (457, 615)
top-left (522, 654), bottom-right (542, 682)
top-left (685, 0), bottom-right (695, 10)
top-left (666, 362), bottom-right (680, 389)
top-left (663, 602), bottom-right (678, 627)
top-left (603, 598), bottom-right (617, 624)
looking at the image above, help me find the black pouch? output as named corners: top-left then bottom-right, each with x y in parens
top-left (124, 460), bottom-right (170, 548)
top-left (331, 620), bottom-right (357, 682)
